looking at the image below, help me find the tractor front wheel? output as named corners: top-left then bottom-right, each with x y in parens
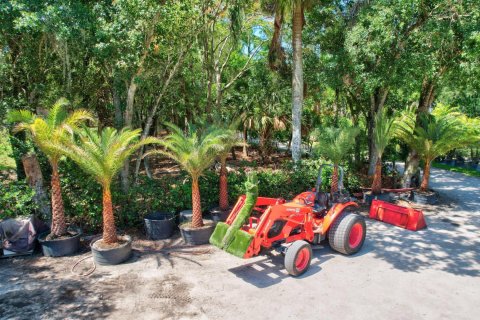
top-left (284, 240), bottom-right (312, 277)
top-left (328, 213), bottom-right (366, 255)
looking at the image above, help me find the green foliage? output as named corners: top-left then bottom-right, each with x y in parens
top-left (313, 125), bottom-right (359, 165)
top-left (148, 123), bottom-right (227, 179)
top-left (60, 127), bottom-right (158, 188)
top-left (400, 105), bottom-right (478, 164)
top-left (52, 159), bottom-right (363, 231)
top-left (0, 180), bottom-right (38, 219)
top-left (0, 129), bottom-right (16, 171)
top-left (7, 99), bottom-right (93, 164)
top-left (373, 107), bottom-right (415, 159)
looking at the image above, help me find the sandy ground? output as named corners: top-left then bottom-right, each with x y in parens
top-left (1, 167), bottom-right (479, 320)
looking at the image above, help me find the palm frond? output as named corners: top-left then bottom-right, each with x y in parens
top-left (7, 99), bottom-right (92, 162)
top-left (7, 110), bottom-right (36, 124)
top-left (149, 122), bottom-right (225, 178)
top-left (314, 126), bottom-right (360, 165)
top-left (400, 105), bottom-right (478, 164)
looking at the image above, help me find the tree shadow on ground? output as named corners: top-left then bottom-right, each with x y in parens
top-left (428, 169), bottom-right (480, 213)
top-left (228, 251), bottom-right (334, 288)
top-left (365, 199), bottom-right (480, 277)
top-left (0, 255), bottom-right (116, 320)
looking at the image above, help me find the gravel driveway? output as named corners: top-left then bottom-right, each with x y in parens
top-left (1, 167), bottom-right (479, 320)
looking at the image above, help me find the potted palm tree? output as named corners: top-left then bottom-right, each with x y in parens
top-left (313, 126), bottom-right (359, 195)
top-left (60, 127), bottom-right (158, 265)
top-left (7, 98), bottom-right (92, 257)
top-left (148, 123), bottom-right (227, 245)
top-left (210, 124), bottom-right (244, 222)
top-left (400, 105), bottom-right (479, 204)
top-left (368, 108), bottom-right (414, 204)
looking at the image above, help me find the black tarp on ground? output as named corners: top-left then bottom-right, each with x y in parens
top-left (0, 215), bottom-right (48, 255)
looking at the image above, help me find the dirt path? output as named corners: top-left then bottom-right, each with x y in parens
top-left (1, 167), bottom-right (479, 320)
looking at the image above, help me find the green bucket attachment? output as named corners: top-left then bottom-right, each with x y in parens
top-left (224, 229), bottom-right (253, 258)
top-left (209, 172), bottom-right (258, 258)
top-left (210, 223), bottom-right (253, 258)
top-left (209, 222), bottom-right (229, 248)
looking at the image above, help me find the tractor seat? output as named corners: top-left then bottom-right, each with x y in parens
top-left (314, 192), bottom-right (329, 215)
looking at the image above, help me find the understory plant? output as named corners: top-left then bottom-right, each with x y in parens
top-left (60, 127), bottom-right (158, 244)
top-left (147, 123), bottom-right (228, 228)
top-left (314, 126), bottom-right (359, 193)
top-left (399, 105), bottom-right (480, 191)
top-left (7, 98), bottom-right (92, 239)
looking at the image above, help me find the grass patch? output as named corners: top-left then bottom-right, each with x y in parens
top-left (432, 162), bottom-right (480, 178)
top-left (0, 129), bottom-right (16, 171)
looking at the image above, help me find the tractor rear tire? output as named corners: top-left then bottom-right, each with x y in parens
top-left (284, 240), bottom-right (312, 277)
top-left (328, 213), bottom-right (366, 255)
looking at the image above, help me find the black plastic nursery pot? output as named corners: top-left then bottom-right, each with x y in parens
top-left (364, 191), bottom-right (391, 205)
top-left (179, 210), bottom-right (193, 223)
top-left (91, 235), bottom-right (132, 266)
top-left (412, 190), bottom-right (438, 205)
top-left (180, 220), bottom-right (215, 245)
top-left (209, 206), bottom-right (232, 223)
top-left (38, 228), bottom-right (82, 257)
top-left (144, 212), bottom-right (175, 240)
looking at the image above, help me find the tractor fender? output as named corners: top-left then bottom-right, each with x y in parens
top-left (321, 201), bottom-right (359, 235)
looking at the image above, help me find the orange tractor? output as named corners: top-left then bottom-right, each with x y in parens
top-left (210, 166), bottom-right (366, 276)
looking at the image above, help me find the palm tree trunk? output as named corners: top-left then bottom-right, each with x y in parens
top-left (191, 176), bottom-right (204, 228)
top-left (219, 158), bottom-right (229, 211)
top-left (371, 158), bottom-right (382, 194)
top-left (50, 161), bottom-right (67, 237)
top-left (102, 185), bottom-right (118, 244)
top-left (331, 164), bottom-right (339, 194)
top-left (291, 0), bottom-right (304, 164)
top-left (420, 161), bottom-right (431, 191)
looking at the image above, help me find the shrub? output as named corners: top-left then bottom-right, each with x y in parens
top-left (56, 159), bottom-right (364, 232)
top-left (0, 180), bottom-right (38, 219)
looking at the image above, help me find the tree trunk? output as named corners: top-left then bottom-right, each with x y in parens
top-left (121, 79), bottom-right (138, 193)
top-left (102, 185), bottom-right (118, 244)
top-left (331, 164), bottom-right (339, 194)
top-left (215, 68), bottom-right (222, 109)
top-left (371, 158), bottom-right (383, 194)
top-left (191, 176), bottom-right (204, 228)
top-left (22, 153), bottom-right (50, 219)
top-left (112, 78), bottom-right (123, 130)
top-left (420, 161), bottom-right (431, 191)
top-left (49, 161), bottom-right (67, 238)
top-left (291, 0), bottom-right (304, 164)
top-left (219, 158), bottom-right (229, 210)
top-left (368, 88), bottom-right (389, 175)
top-left (402, 79), bottom-right (435, 187)
top-left (268, 5), bottom-right (285, 71)
top-left (242, 125), bottom-right (248, 157)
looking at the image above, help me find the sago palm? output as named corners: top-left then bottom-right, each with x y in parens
top-left (147, 123), bottom-right (227, 228)
top-left (60, 127), bottom-right (159, 244)
top-left (401, 105), bottom-right (478, 191)
top-left (314, 126), bottom-right (359, 193)
top-left (371, 107), bottom-right (415, 194)
top-left (7, 98), bottom-right (92, 238)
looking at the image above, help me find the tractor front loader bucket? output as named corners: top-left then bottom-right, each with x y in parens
top-left (209, 173), bottom-right (258, 258)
